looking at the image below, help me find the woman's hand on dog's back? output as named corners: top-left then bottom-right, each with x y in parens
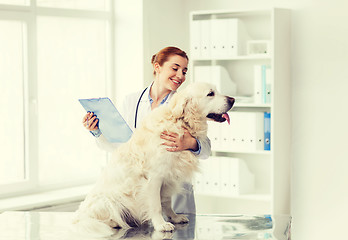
top-left (82, 112), bottom-right (99, 131)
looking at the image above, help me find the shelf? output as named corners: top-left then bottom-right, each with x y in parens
top-left (191, 8), bottom-right (291, 215)
top-left (212, 150), bottom-right (272, 155)
top-left (191, 8), bottom-right (272, 17)
top-left (233, 103), bottom-right (271, 108)
top-left (196, 192), bottom-right (271, 202)
top-left (192, 54), bottom-right (271, 61)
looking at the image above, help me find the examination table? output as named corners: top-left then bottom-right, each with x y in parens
top-left (0, 211), bottom-right (291, 239)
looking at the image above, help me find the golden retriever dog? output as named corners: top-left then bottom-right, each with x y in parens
top-left (72, 82), bottom-right (234, 237)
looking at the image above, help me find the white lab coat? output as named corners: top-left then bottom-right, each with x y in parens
top-left (95, 83), bottom-right (211, 214)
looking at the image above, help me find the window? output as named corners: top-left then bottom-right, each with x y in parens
top-left (37, 0), bottom-right (109, 11)
top-left (0, 20), bottom-right (26, 185)
top-left (0, 0), bottom-right (28, 6)
top-left (0, 0), bottom-right (113, 197)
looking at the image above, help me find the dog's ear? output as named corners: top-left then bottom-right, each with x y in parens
top-left (170, 91), bottom-right (190, 119)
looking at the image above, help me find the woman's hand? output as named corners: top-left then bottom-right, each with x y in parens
top-left (82, 112), bottom-right (99, 131)
top-left (161, 129), bottom-right (198, 152)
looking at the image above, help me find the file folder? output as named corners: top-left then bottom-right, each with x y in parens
top-left (219, 157), bottom-right (232, 193)
top-left (254, 65), bottom-right (271, 104)
top-left (200, 19), bottom-right (211, 58)
top-left (210, 18), bottom-right (228, 58)
top-left (217, 112), bottom-right (264, 152)
top-left (254, 65), bottom-right (263, 104)
top-left (207, 121), bottom-right (222, 151)
top-left (79, 97), bottom-right (133, 143)
top-left (265, 66), bottom-right (272, 103)
top-left (190, 20), bottom-right (201, 59)
top-left (226, 19), bottom-right (238, 57)
top-left (246, 112), bottom-right (264, 151)
top-left (196, 157), bottom-right (255, 196)
top-left (264, 112), bottom-right (271, 151)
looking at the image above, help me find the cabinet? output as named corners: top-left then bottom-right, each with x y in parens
top-left (190, 8), bottom-right (291, 215)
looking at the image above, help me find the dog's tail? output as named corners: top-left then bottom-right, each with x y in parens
top-left (71, 196), bottom-right (134, 238)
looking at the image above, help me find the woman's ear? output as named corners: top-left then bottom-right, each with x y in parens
top-left (154, 62), bottom-right (160, 75)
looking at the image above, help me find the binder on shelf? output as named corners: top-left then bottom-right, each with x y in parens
top-left (228, 18), bottom-right (250, 57)
top-left (254, 65), bottom-right (263, 104)
top-left (230, 157), bottom-right (255, 196)
top-left (226, 112), bottom-right (264, 152)
top-left (209, 112), bottom-right (267, 153)
top-left (194, 160), bottom-right (206, 193)
top-left (195, 157), bottom-right (255, 196)
top-left (210, 158), bottom-right (221, 194)
top-left (200, 19), bottom-right (211, 58)
top-left (200, 158), bottom-right (214, 193)
top-left (245, 112), bottom-right (264, 151)
top-left (190, 20), bottom-right (201, 59)
top-left (253, 65), bottom-right (271, 104)
top-left (219, 157), bottom-right (231, 193)
top-left (210, 18), bottom-right (250, 58)
top-left (226, 112), bottom-right (243, 151)
top-left (207, 121), bottom-right (222, 152)
top-left (210, 18), bottom-right (228, 58)
top-left (191, 18), bottom-right (250, 59)
top-left (265, 66), bottom-right (272, 103)
top-left (262, 65), bottom-right (267, 103)
top-left (264, 112), bottom-right (271, 151)
top-left (226, 19), bottom-right (238, 57)
top-left (219, 123), bottom-right (231, 151)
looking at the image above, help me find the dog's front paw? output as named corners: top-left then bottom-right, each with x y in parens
top-left (170, 214), bottom-right (189, 224)
top-left (154, 222), bottom-right (175, 232)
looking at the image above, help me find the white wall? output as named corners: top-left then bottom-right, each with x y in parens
top-left (290, 2), bottom-right (348, 239)
top-left (143, 0), bottom-right (188, 86)
top-left (142, 0), bottom-right (348, 239)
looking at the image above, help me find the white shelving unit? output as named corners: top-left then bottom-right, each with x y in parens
top-left (190, 8), bottom-right (291, 215)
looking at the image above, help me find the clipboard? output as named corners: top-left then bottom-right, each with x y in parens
top-left (79, 97), bottom-right (133, 143)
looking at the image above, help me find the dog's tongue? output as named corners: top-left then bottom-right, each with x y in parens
top-left (222, 113), bottom-right (230, 125)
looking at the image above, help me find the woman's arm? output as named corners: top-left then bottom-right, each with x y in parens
top-left (195, 136), bottom-right (211, 159)
top-left (82, 112), bottom-right (122, 152)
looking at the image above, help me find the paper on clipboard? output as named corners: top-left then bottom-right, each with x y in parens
top-left (79, 97), bottom-right (133, 143)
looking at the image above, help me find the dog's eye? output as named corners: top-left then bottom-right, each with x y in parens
top-left (207, 91), bottom-right (215, 97)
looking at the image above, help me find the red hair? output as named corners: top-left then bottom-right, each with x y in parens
top-left (151, 46), bottom-right (189, 75)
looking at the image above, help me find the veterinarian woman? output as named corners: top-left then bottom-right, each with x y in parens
top-left (82, 46), bottom-right (211, 214)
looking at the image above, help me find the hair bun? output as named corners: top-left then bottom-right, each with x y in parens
top-left (151, 54), bottom-right (157, 64)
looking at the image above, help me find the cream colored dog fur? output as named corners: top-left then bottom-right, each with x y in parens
top-left (72, 82), bottom-right (234, 237)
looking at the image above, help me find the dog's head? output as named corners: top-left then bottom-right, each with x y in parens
top-left (169, 82), bottom-right (235, 126)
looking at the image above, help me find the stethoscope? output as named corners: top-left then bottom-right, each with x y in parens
top-left (134, 87), bottom-right (148, 129)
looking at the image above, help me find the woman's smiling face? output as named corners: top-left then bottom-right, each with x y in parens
top-left (155, 55), bottom-right (188, 91)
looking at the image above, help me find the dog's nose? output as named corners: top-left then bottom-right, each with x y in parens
top-left (227, 96), bottom-right (235, 108)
